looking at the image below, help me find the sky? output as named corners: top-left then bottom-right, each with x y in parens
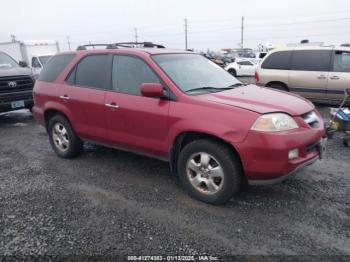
top-left (1, 0), bottom-right (350, 52)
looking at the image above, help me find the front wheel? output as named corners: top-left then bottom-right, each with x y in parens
top-left (48, 115), bottom-right (83, 158)
top-left (177, 140), bottom-right (242, 205)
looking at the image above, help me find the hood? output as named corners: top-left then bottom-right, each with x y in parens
top-left (200, 85), bottom-right (314, 116)
top-left (0, 67), bottom-right (32, 78)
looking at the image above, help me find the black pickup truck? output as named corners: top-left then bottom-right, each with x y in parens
top-left (0, 51), bottom-right (34, 113)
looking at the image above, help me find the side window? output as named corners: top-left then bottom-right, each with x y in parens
top-left (38, 54), bottom-right (75, 82)
top-left (32, 57), bottom-right (41, 68)
top-left (112, 55), bottom-right (160, 96)
top-left (237, 61), bottom-right (253, 66)
top-left (75, 55), bottom-right (109, 89)
top-left (261, 51), bottom-right (292, 70)
top-left (333, 51), bottom-right (350, 72)
top-left (291, 50), bottom-right (331, 71)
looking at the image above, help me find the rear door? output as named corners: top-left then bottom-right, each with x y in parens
top-left (60, 54), bottom-right (111, 143)
top-left (288, 49), bottom-right (332, 101)
top-left (105, 55), bottom-right (170, 158)
top-left (236, 60), bottom-right (255, 76)
top-left (327, 50), bottom-right (350, 102)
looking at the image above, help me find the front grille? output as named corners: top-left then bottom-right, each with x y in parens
top-left (0, 75), bottom-right (34, 94)
top-left (301, 111), bottom-right (320, 128)
top-left (0, 90), bottom-right (32, 103)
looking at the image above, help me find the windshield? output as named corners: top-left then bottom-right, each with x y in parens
top-left (152, 54), bottom-right (241, 94)
top-left (0, 52), bottom-right (18, 69)
top-left (39, 55), bottom-right (52, 66)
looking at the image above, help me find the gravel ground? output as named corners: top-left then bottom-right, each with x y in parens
top-left (0, 88), bottom-right (350, 260)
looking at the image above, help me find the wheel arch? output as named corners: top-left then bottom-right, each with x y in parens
top-left (265, 81), bottom-right (289, 91)
top-left (169, 131), bottom-right (245, 179)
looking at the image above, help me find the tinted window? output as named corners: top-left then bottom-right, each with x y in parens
top-left (333, 51), bottom-right (350, 72)
top-left (291, 50), bottom-right (331, 71)
top-left (75, 55), bottom-right (109, 89)
top-left (32, 57), bottom-right (41, 68)
top-left (38, 54), bottom-right (75, 82)
top-left (112, 55), bottom-right (160, 96)
top-left (237, 61), bottom-right (253, 66)
top-left (261, 51), bottom-right (292, 70)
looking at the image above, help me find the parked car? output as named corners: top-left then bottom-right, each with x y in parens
top-left (0, 51), bottom-right (35, 113)
top-left (33, 43), bottom-right (325, 205)
top-left (255, 46), bottom-right (350, 104)
top-left (225, 58), bottom-right (257, 76)
top-left (0, 40), bottom-right (59, 77)
top-left (202, 53), bottom-right (226, 67)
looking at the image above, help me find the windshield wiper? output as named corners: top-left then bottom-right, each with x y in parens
top-left (227, 83), bottom-right (248, 88)
top-left (185, 86), bottom-right (234, 93)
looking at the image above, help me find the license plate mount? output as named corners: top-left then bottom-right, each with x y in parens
top-left (11, 100), bottom-right (25, 109)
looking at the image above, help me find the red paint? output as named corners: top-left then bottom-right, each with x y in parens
top-left (33, 48), bottom-right (325, 181)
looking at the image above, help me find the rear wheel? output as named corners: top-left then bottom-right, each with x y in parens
top-left (228, 68), bottom-right (237, 77)
top-left (267, 83), bottom-right (288, 91)
top-left (48, 115), bottom-right (83, 158)
top-left (177, 140), bottom-right (242, 205)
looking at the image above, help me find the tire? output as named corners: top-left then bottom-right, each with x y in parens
top-left (177, 139), bottom-right (242, 205)
top-left (267, 83), bottom-right (288, 91)
top-left (343, 137), bottom-right (349, 147)
top-left (228, 68), bottom-right (237, 77)
top-left (48, 114), bottom-right (83, 158)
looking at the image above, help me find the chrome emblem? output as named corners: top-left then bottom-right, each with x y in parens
top-left (8, 81), bottom-right (17, 88)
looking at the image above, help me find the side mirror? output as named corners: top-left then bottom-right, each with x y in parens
top-left (19, 61), bottom-right (28, 67)
top-left (140, 83), bottom-right (164, 98)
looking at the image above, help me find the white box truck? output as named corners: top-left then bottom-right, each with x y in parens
top-left (0, 40), bottom-right (60, 76)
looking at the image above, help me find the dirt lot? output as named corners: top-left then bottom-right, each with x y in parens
top-left (0, 86), bottom-right (350, 259)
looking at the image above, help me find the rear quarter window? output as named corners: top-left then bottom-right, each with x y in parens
top-left (261, 51), bottom-right (292, 70)
top-left (38, 54), bottom-right (75, 82)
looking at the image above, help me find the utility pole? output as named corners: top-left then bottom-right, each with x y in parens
top-left (10, 34), bottom-right (17, 42)
top-left (241, 16), bottom-right (244, 49)
top-left (134, 28), bottom-right (138, 43)
top-left (66, 35), bottom-right (71, 50)
top-left (184, 18), bottom-right (188, 50)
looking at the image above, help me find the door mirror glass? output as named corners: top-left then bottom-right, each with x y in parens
top-left (140, 83), bottom-right (164, 98)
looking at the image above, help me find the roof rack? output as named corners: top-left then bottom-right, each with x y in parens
top-left (76, 42), bottom-right (165, 51)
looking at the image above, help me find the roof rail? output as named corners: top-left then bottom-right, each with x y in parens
top-left (76, 42), bottom-right (165, 51)
top-left (76, 44), bottom-right (117, 50)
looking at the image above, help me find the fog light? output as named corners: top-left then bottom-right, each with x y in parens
top-left (288, 149), bottom-right (299, 160)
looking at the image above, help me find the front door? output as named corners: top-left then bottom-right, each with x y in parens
top-left (105, 55), bottom-right (170, 158)
top-left (288, 49), bottom-right (332, 101)
top-left (327, 50), bottom-right (350, 102)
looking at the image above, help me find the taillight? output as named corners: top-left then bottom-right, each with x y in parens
top-left (254, 71), bottom-right (260, 82)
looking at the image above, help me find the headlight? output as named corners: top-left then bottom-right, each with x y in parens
top-left (251, 113), bottom-right (298, 132)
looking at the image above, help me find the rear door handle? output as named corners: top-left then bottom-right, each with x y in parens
top-left (317, 75), bottom-right (327, 80)
top-left (59, 95), bottom-right (70, 100)
top-left (330, 76), bottom-right (340, 80)
top-left (105, 103), bottom-right (119, 109)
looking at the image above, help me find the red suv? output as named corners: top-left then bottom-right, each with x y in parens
top-left (33, 42), bottom-right (326, 204)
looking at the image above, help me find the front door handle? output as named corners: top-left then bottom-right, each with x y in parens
top-left (317, 75), bottom-right (327, 80)
top-left (105, 103), bottom-right (119, 109)
top-left (59, 95), bottom-right (70, 100)
top-left (330, 76), bottom-right (340, 80)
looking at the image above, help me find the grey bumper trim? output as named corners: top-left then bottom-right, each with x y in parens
top-left (248, 155), bottom-right (319, 186)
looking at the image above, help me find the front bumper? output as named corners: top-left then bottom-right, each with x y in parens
top-left (234, 125), bottom-right (325, 184)
top-left (0, 90), bottom-right (33, 113)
